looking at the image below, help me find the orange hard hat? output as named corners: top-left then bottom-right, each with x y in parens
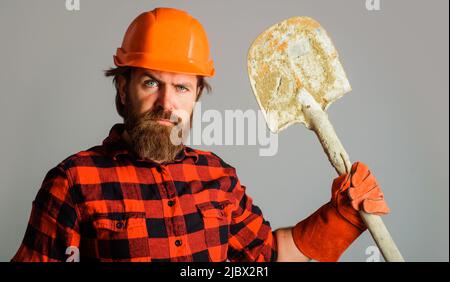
top-left (114, 7), bottom-right (215, 77)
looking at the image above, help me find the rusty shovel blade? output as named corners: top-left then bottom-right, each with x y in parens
top-left (247, 16), bottom-right (352, 133)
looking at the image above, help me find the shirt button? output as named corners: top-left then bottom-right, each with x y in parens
top-left (175, 239), bottom-right (182, 247)
top-left (168, 200), bottom-right (175, 207)
top-left (116, 222), bottom-right (124, 229)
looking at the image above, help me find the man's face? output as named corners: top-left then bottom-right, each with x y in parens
top-left (121, 68), bottom-right (198, 124)
top-left (118, 68), bottom-right (199, 163)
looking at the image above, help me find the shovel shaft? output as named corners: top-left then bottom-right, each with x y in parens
top-left (301, 98), bottom-right (404, 262)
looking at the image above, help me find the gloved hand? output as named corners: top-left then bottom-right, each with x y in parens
top-left (292, 162), bottom-right (390, 261)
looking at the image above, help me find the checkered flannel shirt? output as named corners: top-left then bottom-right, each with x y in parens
top-left (12, 123), bottom-right (277, 262)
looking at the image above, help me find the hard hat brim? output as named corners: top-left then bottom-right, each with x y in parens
top-left (114, 48), bottom-right (215, 77)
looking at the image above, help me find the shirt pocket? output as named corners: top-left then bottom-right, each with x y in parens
top-left (81, 212), bottom-right (151, 261)
top-left (91, 212), bottom-right (148, 240)
top-left (196, 200), bottom-right (232, 262)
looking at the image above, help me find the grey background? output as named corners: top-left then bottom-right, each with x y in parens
top-left (0, 0), bottom-right (448, 262)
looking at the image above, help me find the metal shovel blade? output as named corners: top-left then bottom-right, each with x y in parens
top-left (247, 16), bottom-right (352, 133)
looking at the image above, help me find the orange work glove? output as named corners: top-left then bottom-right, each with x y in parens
top-left (292, 162), bottom-right (390, 261)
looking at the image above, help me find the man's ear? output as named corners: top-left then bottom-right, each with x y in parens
top-left (117, 75), bottom-right (127, 105)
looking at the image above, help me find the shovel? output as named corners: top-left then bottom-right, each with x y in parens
top-left (247, 16), bottom-right (404, 262)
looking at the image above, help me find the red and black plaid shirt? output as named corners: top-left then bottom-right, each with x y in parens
top-left (12, 124), bottom-right (277, 262)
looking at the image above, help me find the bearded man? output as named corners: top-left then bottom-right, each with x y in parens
top-left (12, 7), bottom-right (389, 262)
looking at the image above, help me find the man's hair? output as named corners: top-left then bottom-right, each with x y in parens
top-left (104, 66), bottom-right (212, 118)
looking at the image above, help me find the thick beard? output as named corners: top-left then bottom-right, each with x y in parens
top-left (123, 102), bottom-right (183, 163)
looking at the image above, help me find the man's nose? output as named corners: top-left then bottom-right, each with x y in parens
top-left (155, 87), bottom-right (175, 111)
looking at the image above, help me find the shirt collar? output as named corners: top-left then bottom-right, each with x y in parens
top-left (102, 123), bottom-right (198, 163)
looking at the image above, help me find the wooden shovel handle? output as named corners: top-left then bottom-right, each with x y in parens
top-left (301, 102), bottom-right (404, 262)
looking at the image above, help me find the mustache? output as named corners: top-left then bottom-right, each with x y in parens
top-left (139, 107), bottom-right (182, 125)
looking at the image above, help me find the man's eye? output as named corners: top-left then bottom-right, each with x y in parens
top-left (145, 80), bottom-right (158, 88)
top-left (176, 85), bottom-right (189, 92)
